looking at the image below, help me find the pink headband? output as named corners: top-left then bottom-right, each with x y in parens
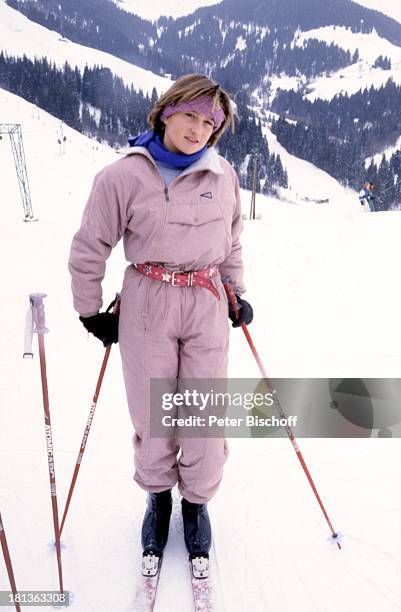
top-left (160, 96), bottom-right (226, 133)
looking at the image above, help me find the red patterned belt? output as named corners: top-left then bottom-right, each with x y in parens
top-left (134, 263), bottom-right (220, 300)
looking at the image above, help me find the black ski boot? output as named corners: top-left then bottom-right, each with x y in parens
top-left (182, 498), bottom-right (212, 579)
top-left (141, 489), bottom-right (172, 577)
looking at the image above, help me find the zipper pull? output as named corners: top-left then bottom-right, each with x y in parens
top-left (164, 187), bottom-right (170, 202)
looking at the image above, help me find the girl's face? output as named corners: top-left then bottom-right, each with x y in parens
top-left (162, 110), bottom-right (215, 154)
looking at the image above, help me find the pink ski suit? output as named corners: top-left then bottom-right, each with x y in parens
top-left (68, 145), bottom-right (245, 503)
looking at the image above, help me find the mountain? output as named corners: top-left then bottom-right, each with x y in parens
top-left (7, 0), bottom-right (401, 84)
top-left (165, 0), bottom-right (401, 46)
top-left (7, 0), bottom-right (401, 94)
top-left (5, 0), bottom-right (159, 69)
top-left (0, 0), bottom-right (171, 95)
top-left (5, 0), bottom-right (401, 206)
top-left (117, 0), bottom-right (401, 26)
top-left (289, 26), bottom-right (401, 101)
top-left (113, 0), bottom-right (223, 20)
top-left (0, 0), bottom-right (289, 194)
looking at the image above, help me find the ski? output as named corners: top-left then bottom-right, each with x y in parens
top-left (133, 553), bottom-right (214, 612)
top-left (133, 553), bottom-right (162, 612)
top-left (133, 494), bottom-right (216, 611)
top-left (190, 556), bottom-right (214, 612)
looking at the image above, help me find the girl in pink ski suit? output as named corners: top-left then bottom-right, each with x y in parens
top-left (68, 74), bottom-right (253, 571)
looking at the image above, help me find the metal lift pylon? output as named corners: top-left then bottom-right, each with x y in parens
top-left (0, 123), bottom-right (37, 222)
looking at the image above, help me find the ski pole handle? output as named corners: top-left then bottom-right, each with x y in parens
top-left (114, 292), bottom-right (121, 315)
top-left (106, 292), bottom-right (121, 315)
top-left (23, 304), bottom-right (34, 359)
top-left (29, 293), bottom-right (49, 334)
top-left (222, 277), bottom-right (241, 315)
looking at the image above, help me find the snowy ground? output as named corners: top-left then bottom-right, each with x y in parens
top-left (1, 88), bottom-right (401, 611)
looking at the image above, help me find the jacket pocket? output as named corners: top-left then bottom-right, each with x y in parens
top-left (163, 204), bottom-right (229, 264)
top-left (167, 204), bottom-right (223, 226)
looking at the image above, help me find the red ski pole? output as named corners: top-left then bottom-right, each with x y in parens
top-left (223, 280), bottom-right (341, 549)
top-left (28, 293), bottom-right (65, 591)
top-left (0, 511), bottom-right (21, 612)
top-left (60, 295), bottom-right (120, 536)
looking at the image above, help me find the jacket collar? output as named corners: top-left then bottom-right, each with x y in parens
top-left (118, 145), bottom-right (224, 176)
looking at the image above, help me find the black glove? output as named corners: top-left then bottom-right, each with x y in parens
top-left (228, 295), bottom-right (253, 328)
top-left (79, 300), bottom-right (119, 347)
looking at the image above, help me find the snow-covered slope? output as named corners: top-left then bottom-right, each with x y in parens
top-left (1, 86), bottom-right (401, 612)
top-left (114, 0), bottom-right (223, 21)
top-left (260, 117), bottom-right (357, 207)
top-left (353, 0), bottom-right (401, 24)
top-left (367, 134), bottom-right (401, 165)
top-left (296, 26), bottom-right (401, 101)
top-left (0, 0), bottom-right (172, 94)
top-left (254, 24), bottom-right (401, 104)
top-left (259, 23), bottom-right (401, 104)
top-left (297, 25), bottom-right (401, 66)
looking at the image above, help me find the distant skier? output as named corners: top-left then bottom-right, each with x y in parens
top-left (359, 181), bottom-right (376, 212)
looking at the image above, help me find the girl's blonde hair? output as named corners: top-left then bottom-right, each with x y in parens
top-left (147, 73), bottom-right (235, 147)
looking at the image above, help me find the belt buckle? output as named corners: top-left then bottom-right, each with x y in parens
top-left (171, 270), bottom-right (193, 286)
top-left (171, 271), bottom-right (180, 286)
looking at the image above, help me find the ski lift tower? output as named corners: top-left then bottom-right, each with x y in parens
top-left (0, 123), bottom-right (36, 221)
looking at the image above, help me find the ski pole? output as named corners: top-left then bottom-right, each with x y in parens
top-left (0, 511), bottom-right (21, 612)
top-left (223, 280), bottom-right (341, 549)
top-left (26, 293), bottom-right (65, 591)
top-left (60, 295), bottom-right (120, 536)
